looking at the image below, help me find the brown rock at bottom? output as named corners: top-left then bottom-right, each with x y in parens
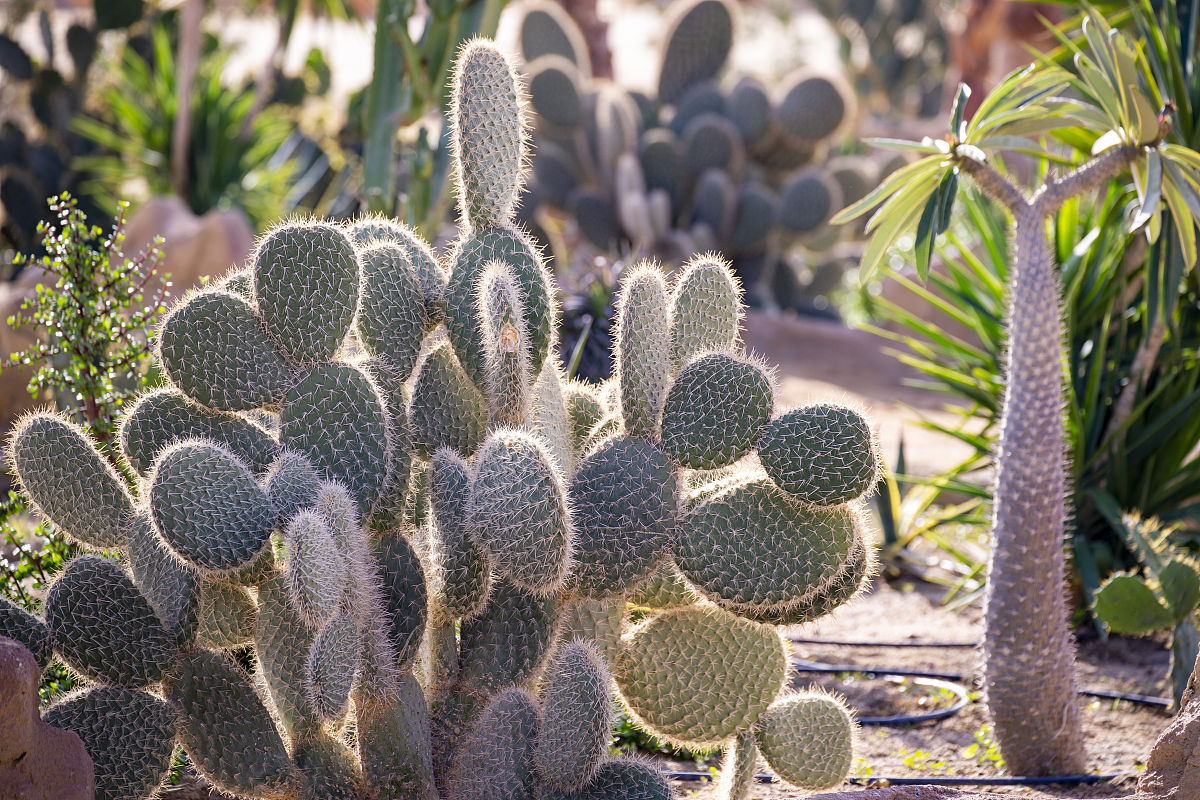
top-left (1139, 654), bottom-right (1200, 799)
top-left (0, 635), bottom-right (94, 799)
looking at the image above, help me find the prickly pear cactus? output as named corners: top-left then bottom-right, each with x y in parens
top-left (0, 36), bottom-right (878, 800)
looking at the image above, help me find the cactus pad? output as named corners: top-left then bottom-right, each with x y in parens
top-left (657, 0), bottom-right (733, 103)
top-left (0, 596), bottom-right (53, 669)
top-left (660, 352), bottom-right (772, 469)
top-left (668, 255), bottom-right (741, 368)
top-left (754, 692), bottom-right (854, 790)
top-left (758, 404), bottom-right (877, 505)
top-left (536, 641), bottom-right (612, 790)
top-left (410, 342), bottom-right (489, 458)
top-left (357, 242), bottom-right (428, 380)
top-left (615, 265), bottom-right (672, 439)
top-left (451, 688), bottom-right (540, 800)
top-left (459, 579), bottom-right (559, 692)
top-left (430, 448), bottom-right (492, 621)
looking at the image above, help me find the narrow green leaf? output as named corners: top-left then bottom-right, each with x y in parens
top-left (914, 193), bottom-right (939, 283)
top-left (1132, 150), bottom-right (1163, 230)
top-left (950, 83), bottom-right (970, 141)
top-left (831, 155), bottom-right (944, 225)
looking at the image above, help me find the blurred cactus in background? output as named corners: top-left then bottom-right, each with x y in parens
top-left (0, 35), bottom-right (880, 800)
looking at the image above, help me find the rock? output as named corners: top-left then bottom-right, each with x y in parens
top-left (0, 635), bottom-right (94, 799)
top-left (122, 195), bottom-right (255, 291)
top-left (1139, 654), bottom-right (1200, 798)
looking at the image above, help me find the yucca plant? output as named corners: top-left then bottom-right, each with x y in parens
top-left (838, 4), bottom-right (1200, 777)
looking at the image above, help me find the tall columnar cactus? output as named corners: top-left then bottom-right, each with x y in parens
top-left (1, 36), bottom-right (880, 800)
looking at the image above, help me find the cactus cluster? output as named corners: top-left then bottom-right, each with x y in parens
top-left (0, 36), bottom-right (879, 800)
top-left (514, 0), bottom-right (872, 307)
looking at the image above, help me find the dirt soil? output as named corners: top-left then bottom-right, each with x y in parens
top-left (659, 578), bottom-right (1170, 799)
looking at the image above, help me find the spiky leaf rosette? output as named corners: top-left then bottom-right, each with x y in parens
top-left (536, 641), bottom-right (612, 791)
top-left (9, 412), bottom-right (134, 549)
top-left (479, 262), bottom-right (533, 426)
top-left (149, 440), bottom-right (275, 573)
top-left (540, 757), bottom-right (672, 800)
top-left (170, 648), bottom-right (299, 800)
top-left (46, 555), bottom-right (178, 686)
top-left (459, 578), bottom-right (560, 693)
top-left (120, 388), bottom-right (279, 477)
top-left (614, 605), bottom-right (786, 748)
top-left (559, 595), bottom-right (625, 665)
top-left (357, 242), bottom-right (427, 381)
top-left (754, 692), bottom-right (854, 790)
top-left (347, 216), bottom-right (446, 330)
top-left (252, 222), bottom-right (360, 365)
top-left (615, 264), bottom-right (672, 439)
top-left (758, 404), bottom-right (878, 505)
top-left (279, 362), bottom-right (391, 516)
top-left (196, 579), bottom-right (258, 649)
top-left (660, 352), bottom-right (772, 470)
top-left (657, 0), bottom-right (733, 103)
top-left (0, 597), bottom-right (53, 669)
top-left (284, 509), bottom-right (348, 628)
top-left (445, 226), bottom-right (554, 390)
top-left (469, 429), bottom-right (573, 595)
top-left (450, 688), bottom-right (540, 800)
top-left (451, 39), bottom-right (527, 230)
top-left (157, 289), bottom-right (295, 412)
top-left (307, 608), bottom-right (359, 721)
top-left (430, 448), bottom-right (492, 622)
top-left (569, 435), bottom-right (675, 596)
top-left (675, 474), bottom-right (857, 617)
top-left (43, 687), bottom-right (178, 800)
top-left (127, 515), bottom-right (200, 647)
top-left (410, 342), bottom-right (488, 458)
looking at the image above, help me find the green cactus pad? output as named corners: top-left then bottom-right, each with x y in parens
top-left (778, 169), bottom-right (839, 235)
top-left (253, 222), bottom-right (360, 365)
top-left (668, 255), bottom-right (741, 369)
top-left (444, 226), bottom-right (554, 389)
top-left (459, 578), bottom-right (560, 692)
top-left (285, 509), bottom-right (348, 627)
top-left (571, 187), bottom-right (622, 249)
top-left (46, 555), bottom-right (178, 687)
top-left (728, 77), bottom-right (772, 149)
top-left (469, 429), bottom-right (572, 594)
top-left (451, 688), bottom-right (540, 800)
top-left (533, 142), bottom-right (582, 208)
top-left (265, 450), bottom-right (322, 528)
top-left (217, 267), bottom-right (253, 297)
top-left (293, 732), bottom-right (362, 800)
top-left (1095, 574), bottom-right (1175, 634)
top-left (640, 129), bottom-right (684, 212)
top-left (536, 641), bottom-right (612, 790)
top-left (565, 380), bottom-right (605, 453)
top-left (479, 263), bottom-right (533, 426)
top-left (541, 757), bottom-right (673, 800)
top-left (737, 530), bottom-right (872, 625)
top-left (528, 55), bottom-right (584, 129)
top-left (569, 435), bottom-right (675, 596)
top-left (370, 380), bottom-right (416, 528)
top-left (9, 412), bottom-right (134, 549)
top-left (615, 265), bottom-right (672, 439)
top-left (630, 563), bottom-right (695, 610)
top-left (149, 440), bottom-right (275, 573)
top-left (121, 388), bottom-right (278, 477)
top-left (256, 573), bottom-right (321, 735)
top-left (279, 362), bottom-right (391, 516)
top-left (777, 70), bottom-right (854, 144)
top-left (451, 40), bottom-right (527, 230)
top-left (519, 0), bottom-right (590, 71)
top-left (657, 0), bottom-right (733, 103)
top-left (727, 183), bottom-right (778, 255)
top-left (531, 361), bottom-right (574, 474)
top-left (127, 515), bottom-right (200, 648)
top-left (559, 595), bottom-right (625, 665)
top-left (660, 352), bottom-right (772, 470)
top-left (669, 81), bottom-right (726, 136)
top-left (754, 692), bottom-right (853, 790)
top-left (691, 168), bottom-right (737, 240)
top-left (0, 597), bottom-right (52, 670)
top-left (715, 731), bottom-right (759, 800)
top-left (828, 157), bottom-right (873, 209)
top-left (614, 605), bottom-right (786, 748)
top-left (308, 609), bottom-right (359, 721)
top-left (758, 404), bottom-right (878, 505)
top-left (357, 671), bottom-right (438, 800)
top-left (676, 474), bottom-right (856, 613)
top-left (357, 242), bottom-right (427, 381)
top-left (347, 216), bottom-right (446, 330)
top-left (683, 113), bottom-right (744, 178)
top-left (158, 289), bottom-right (295, 411)
top-left (430, 448), bottom-right (492, 621)
top-left (409, 342), bottom-right (488, 458)
top-left (43, 687), bottom-right (178, 800)
top-left (196, 578), bottom-right (258, 649)
top-left (171, 648), bottom-right (299, 798)
top-left (377, 531), bottom-right (428, 668)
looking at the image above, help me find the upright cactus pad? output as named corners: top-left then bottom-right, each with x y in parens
top-left (2, 35), bottom-right (875, 800)
top-left (657, 0), bottom-right (734, 103)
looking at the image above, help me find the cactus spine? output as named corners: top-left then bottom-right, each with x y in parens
top-left (0, 35), bottom-right (879, 800)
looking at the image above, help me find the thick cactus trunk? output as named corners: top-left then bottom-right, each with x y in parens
top-left (983, 210), bottom-right (1084, 776)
